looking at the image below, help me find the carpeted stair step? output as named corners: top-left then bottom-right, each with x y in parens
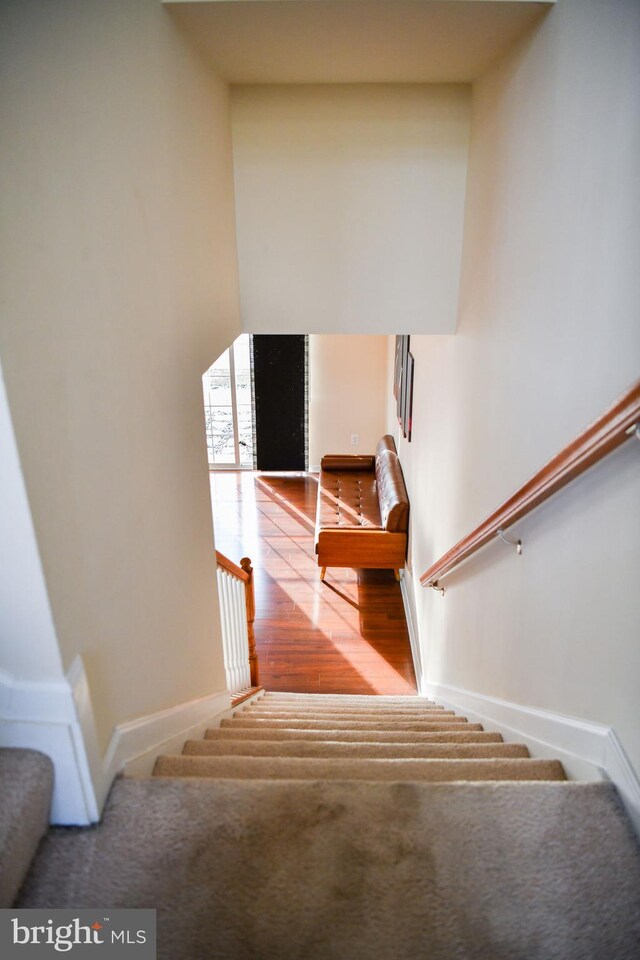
top-left (244, 702), bottom-right (449, 712)
top-left (238, 709), bottom-right (458, 722)
top-left (260, 693), bottom-right (437, 705)
top-left (19, 777), bottom-right (640, 959)
top-left (183, 739), bottom-right (531, 760)
top-left (205, 726), bottom-right (496, 742)
top-left (247, 701), bottom-right (447, 713)
top-left (0, 748), bottom-right (54, 907)
top-left (221, 716), bottom-right (473, 731)
top-left (153, 754), bottom-right (565, 782)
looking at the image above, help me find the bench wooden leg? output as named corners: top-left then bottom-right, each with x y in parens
top-left (320, 567), bottom-right (327, 581)
top-left (394, 570), bottom-right (401, 582)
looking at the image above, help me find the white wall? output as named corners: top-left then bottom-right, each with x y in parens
top-left (0, 0), bottom-right (241, 756)
top-left (395, 0), bottom-right (640, 774)
top-left (231, 84), bottom-right (470, 335)
top-left (309, 335), bottom-right (389, 469)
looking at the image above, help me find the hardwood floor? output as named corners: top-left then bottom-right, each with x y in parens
top-left (210, 471), bottom-right (417, 696)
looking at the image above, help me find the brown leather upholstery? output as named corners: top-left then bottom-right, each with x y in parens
top-left (317, 470), bottom-right (383, 530)
top-left (315, 437), bottom-right (409, 571)
top-left (375, 450), bottom-right (409, 533)
top-left (320, 455), bottom-right (375, 472)
top-left (376, 435), bottom-right (397, 458)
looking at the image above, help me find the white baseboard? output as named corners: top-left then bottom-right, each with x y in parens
top-left (105, 688), bottom-right (232, 780)
top-left (425, 680), bottom-right (640, 835)
top-left (602, 731), bottom-right (640, 838)
top-left (0, 659), bottom-right (234, 826)
top-left (0, 666), bottom-right (99, 825)
top-left (399, 572), bottom-right (426, 695)
top-left (68, 656), bottom-right (233, 805)
top-left (73, 655), bottom-right (234, 815)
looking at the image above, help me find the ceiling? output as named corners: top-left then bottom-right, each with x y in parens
top-left (164, 0), bottom-right (552, 85)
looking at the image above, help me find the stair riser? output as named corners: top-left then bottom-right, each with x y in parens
top-left (154, 756), bottom-right (566, 783)
top-left (183, 741), bottom-right (530, 760)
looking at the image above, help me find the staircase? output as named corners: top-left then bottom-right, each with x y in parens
top-left (154, 691), bottom-right (567, 783)
top-left (17, 691), bottom-right (640, 959)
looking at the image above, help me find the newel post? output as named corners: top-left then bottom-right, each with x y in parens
top-left (240, 557), bottom-right (259, 686)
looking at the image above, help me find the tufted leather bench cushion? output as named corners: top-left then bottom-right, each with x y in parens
top-left (317, 470), bottom-right (383, 531)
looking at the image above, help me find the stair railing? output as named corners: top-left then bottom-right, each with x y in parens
top-left (215, 551), bottom-right (259, 697)
top-left (420, 378), bottom-right (640, 590)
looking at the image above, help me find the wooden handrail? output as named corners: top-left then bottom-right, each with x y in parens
top-left (420, 378), bottom-right (640, 588)
top-left (215, 551), bottom-right (259, 687)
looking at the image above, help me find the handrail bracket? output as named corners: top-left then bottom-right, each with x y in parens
top-left (497, 527), bottom-right (523, 555)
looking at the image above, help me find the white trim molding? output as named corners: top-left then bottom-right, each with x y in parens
top-left (0, 658), bottom-right (234, 826)
top-left (399, 572), bottom-right (426, 695)
top-left (102, 687), bottom-right (232, 782)
top-left (68, 656), bottom-right (233, 812)
top-left (0, 666), bottom-right (99, 826)
top-left (602, 732), bottom-right (640, 839)
top-left (425, 680), bottom-right (640, 836)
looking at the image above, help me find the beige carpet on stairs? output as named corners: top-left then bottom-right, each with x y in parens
top-left (0, 749), bottom-right (53, 907)
top-left (16, 692), bottom-right (640, 959)
top-left (156, 692), bottom-right (564, 782)
top-left (183, 738), bottom-right (530, 758)
top-left (204, 726), bottom-right (499, 742)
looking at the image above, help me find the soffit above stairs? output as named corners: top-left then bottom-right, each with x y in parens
top-left (164, 1), bottom-right (553, 84)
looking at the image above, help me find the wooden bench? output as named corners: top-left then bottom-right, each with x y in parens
top-left (314, 435), bottom-right (409, 581)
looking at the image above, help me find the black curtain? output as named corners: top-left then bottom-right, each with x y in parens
top-left (252, 335), bottom-right (307, 471)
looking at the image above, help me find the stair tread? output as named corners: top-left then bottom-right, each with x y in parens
top-left (154, 754), bottom-right (566, 782)
top-left (261, 693), bottom-right (433, 701)
top-left (222, 717), bottom-right (473, 730)
top-left (22, 777), bottom-right (640, 959)
top-left (250, 699), bottom-right (446, 713)
top-left (183, 740), bottom-right (530, 759)
top-left (206, 727), bottom-right (493, 742)
top-left (241, 709), bottom-right (455, 720)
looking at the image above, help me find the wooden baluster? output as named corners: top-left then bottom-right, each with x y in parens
top-left (240, 557), bottom-right (259, 687)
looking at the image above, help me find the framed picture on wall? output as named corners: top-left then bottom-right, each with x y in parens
top-left (404, 352), bottom-right (415, 442)
top-left (396, 335), bottom-right (410, 429)
top-left (393, 336), bottom-right (403, 400)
